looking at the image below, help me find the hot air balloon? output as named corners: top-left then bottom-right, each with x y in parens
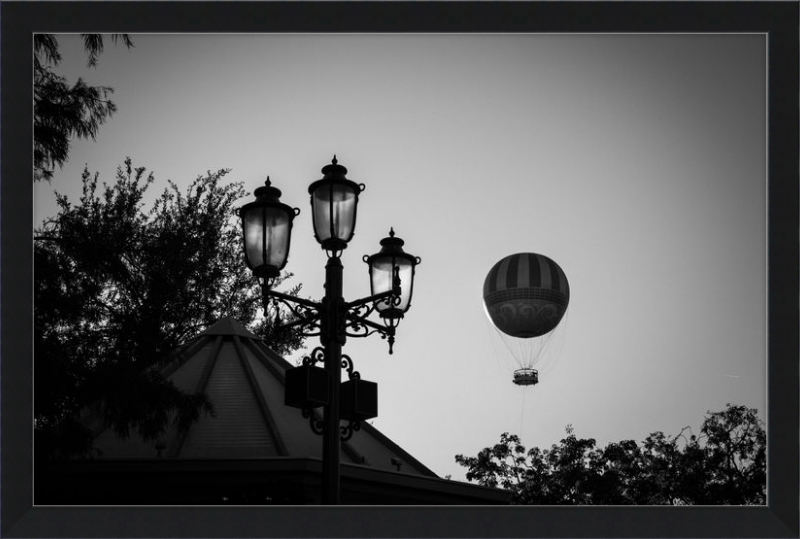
top-left (483, 252), bottom-right (570, 386)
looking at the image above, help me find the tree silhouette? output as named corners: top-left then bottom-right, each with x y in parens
top-left (35, 158), bottom-right (306, 461)
top-left (34, 34), bottom-right (134, 182)
top-left (455, 404), bottom-right (765, 505)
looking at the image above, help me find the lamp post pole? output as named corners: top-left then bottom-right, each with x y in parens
top-left (321, 255), bottom-right (343, 504)
top-left (239, 156), bottom-right (421, 505)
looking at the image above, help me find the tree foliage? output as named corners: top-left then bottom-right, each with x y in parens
top-left (34, 34), bottom-right (134, 182)
top-left (35, 158), bottom-right (306, 460)
top-left (455, 404), bottom-right (765, 505)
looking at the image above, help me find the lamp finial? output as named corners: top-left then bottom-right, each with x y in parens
top-left (332, 155), bottom-right (338, 165)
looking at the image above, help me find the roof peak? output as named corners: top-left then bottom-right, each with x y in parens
top-left (198, 317), bottom-right (262, 340)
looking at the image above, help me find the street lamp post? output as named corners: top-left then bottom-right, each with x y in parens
top-left (239, 156), bottom-right (420, 504)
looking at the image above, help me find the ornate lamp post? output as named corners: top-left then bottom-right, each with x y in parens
top-left (239, 156), bottom-right (420, 504)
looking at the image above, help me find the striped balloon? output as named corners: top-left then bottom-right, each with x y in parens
top-left (483, 253), bottom-right (570, 338)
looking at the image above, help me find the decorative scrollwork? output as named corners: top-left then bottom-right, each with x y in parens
top-left (341, 354), bottom-right (360, 380)
top-left (344, 307), bottom-right (396, 343)
top-left (344, 320), bottom-right (382, 339)
top-left (340, 420), bottom-right (362, 441)
top-left (349, 301), bottom-right (378, 321)
top-left (302, 408), bottom-right (325, 435)
top-left (277, 295), bottom-right (315, 319)
top-left (263, 287), bottom-right (322, 337)
top-left (301, 347), bottom-right (326, 367)
top-left (277, 298), bottom-right (321, 334)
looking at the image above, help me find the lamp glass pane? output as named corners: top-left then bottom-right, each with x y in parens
top-left (243, 205), bottom-right (291, 271)
top-left (372, 256), bottom-right (414, 312)
top-left (312, 183), bottom-right (357, 243)
top-left (370, 257), bottom-right (393, 310)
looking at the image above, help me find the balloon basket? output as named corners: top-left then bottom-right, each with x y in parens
top-left (512, 368), bottom-right (539, 386)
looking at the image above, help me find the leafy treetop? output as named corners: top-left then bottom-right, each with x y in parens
top-left (455, 403), bottom-right (765, 505)
top-left (34, 34), bottom-right (134, 182)
top-left (35, 158), bottom-right (305, 460)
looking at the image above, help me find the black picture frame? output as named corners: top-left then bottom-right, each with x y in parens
top-left (4, 2), bottom-right (797, 537)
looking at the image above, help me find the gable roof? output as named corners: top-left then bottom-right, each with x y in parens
top-left (89, 317), bottom-right (437, 478)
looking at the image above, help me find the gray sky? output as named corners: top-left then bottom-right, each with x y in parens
top-left (34, 34), bottom-right (767, 482)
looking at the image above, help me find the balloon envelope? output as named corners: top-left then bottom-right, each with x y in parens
top-left (483, 253), bottom-right (570, 338)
